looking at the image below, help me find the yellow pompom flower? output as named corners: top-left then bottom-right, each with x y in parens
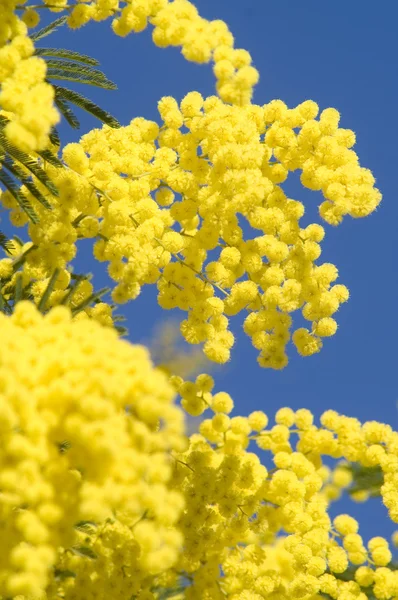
top-left (0, 301), bottom-right (186, 598)
top-left (0, 11), bottom-right (59, 152)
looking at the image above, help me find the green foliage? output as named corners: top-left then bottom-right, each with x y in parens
top-left (71, 546), bottom-right (98, 560)
top-left (0, 231), bottom-right (14, 253)
top-left (30, 16), bottom-right (68, 42)
top-left (346, 463), bottom-right (384, 498)
top-left (33, 17), bottom-right (120, 130)
top-left (35, 47), bottom-right (100, 66)
top-left (53, 86), bottom-right (120, 129)
top-left (0, 167), bottom-right (39, 223)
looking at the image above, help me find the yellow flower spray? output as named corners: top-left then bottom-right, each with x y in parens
top-left (0, 2), bottom-right (394, 600)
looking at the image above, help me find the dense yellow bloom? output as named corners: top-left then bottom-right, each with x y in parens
top-left (167, 374), bottom-right (398, 599)
top-left (0, 2), bottom-right (392, 600)
top-left (0, 303), bottom-right (397, 599)
top-left (0, 2), bottom-right (59, 151)
top-left (0, 301), bottom-right (185, 598)
top-left (2, 90), bottom-right (380, 368)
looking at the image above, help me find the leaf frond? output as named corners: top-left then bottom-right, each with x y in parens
top-left (0, 231), bottom-right (15, 253)
top-left (30, 16), bottom-right (68, 41)
top-left (3, 158), bottom-right (52, 211)
top-left (37, 149), bottom-right (64, 168)
top-left (71, 546), bottom-right (97, 560)
top-left (0, 169), bottom-right (39, 223)
top-left (49, 127), bottom-right (60, 147)
top-left (55, 96), bottom-right (80, 129)
top-left (115, 325), bottom-right (128, 336)
top-left (46, 69), bottom-right (117, 90)
top-left (0, 125), bottom-right (59, 196)
top-left (44, 60), bottom-right (109, 79)
top-left (54, 86), bottom-right (120, 128)
top-left (35, 47), bottom-right (100, 66)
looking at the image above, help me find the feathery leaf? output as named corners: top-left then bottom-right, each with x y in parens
top-left (0, 169), bottom-right (38, 223)
top-left (54, 86), bottom-right (120, 128)
top-left (54, 570), bottom-right (76, 581)
top-left (4, 158), bottom-right (52, 210)
top-left (35, 47), bottom-right (100, 66)
top-left (12, 235), bottom-right (24, 246)
top-left (46, 69), bottom-right (117, 90)
top-left (74, 521), bottom-right (97, 532)
top-left (115, 325), bottom-right (128, 337)
top-left (0, 125), bottom-right (59, 196)
top-left (55, 96), bottom-right (80, 129)
top-left (0, 231), bottom-right (15, 253)
top-left (45, 60), bottom-right (109, 79)
top-left (0, 289), bottom-right (12, 315)
top-left (37, 149), bottom-right (63, 168)
top-left (49, 127), bottom-right (60, 147)
top-left (31, 16), bottom-right (67, 41)
top-left (71, 546), bottom-right (97, 560)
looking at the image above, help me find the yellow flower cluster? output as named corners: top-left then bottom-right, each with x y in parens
top-left (0, 301), bottom-right (185, 599)
top-left (170, 375), bottom-right (398, 600)
top-left (1, 90), bottom-right (380, 367)
top-left (0, 308), bottom-right (396, 600)
top-left (0, 3), bottom-right (392, 600)
top-left (0, 1), bottom-right (59, 151)
top-left (61, 0), bottom-right (259, 105)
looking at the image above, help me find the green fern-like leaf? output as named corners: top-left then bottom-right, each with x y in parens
top-left (115, 325), bottom-right (128, 336)
top-left (54, 95), bottom-right (80, 129)
top-left (0, 289), bottom-right (12, 315)
top-left (30, 17), bottom-right (119, 131)
top-left (31, 16), bottom-right (68, 42)
top-left (37, 149), bottom-right (64, 169)
top-left (74, 521), bottom-right (97, 532)
top-left (35, 47), bottom-right (100, 66)
top-left (54, 86), bottom-right (120, 128)
top-left (0, 120), bottom-right (59, 196)
top-left (71, 546), bottom-right (97, 560)
top-left (3, 158), bottom-right (52, 211)
top-left (54, 569), bottom-right (76, 581)
top-left (49, 127), bottom-right (60, 147)
top-left (45, 60), bottom-right (111, 82)
top-left (0, 231), bottom-right (15, 253)
top-left (0, 168), bottom-right (39, 223)
top-left (347, 463), bottom-right (384, 498)
top-left (46, 68), bottom-right (117, 90)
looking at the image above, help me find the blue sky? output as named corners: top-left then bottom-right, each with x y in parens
top-left (10, 1), bottom-right (398, 539)
top-left (47, 0), bottom-right (398, 422)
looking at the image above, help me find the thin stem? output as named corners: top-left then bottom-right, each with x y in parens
top-left (16, 3), bottom-right (75, 9)
top-left (171, 455), bottom-right (195, 473)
